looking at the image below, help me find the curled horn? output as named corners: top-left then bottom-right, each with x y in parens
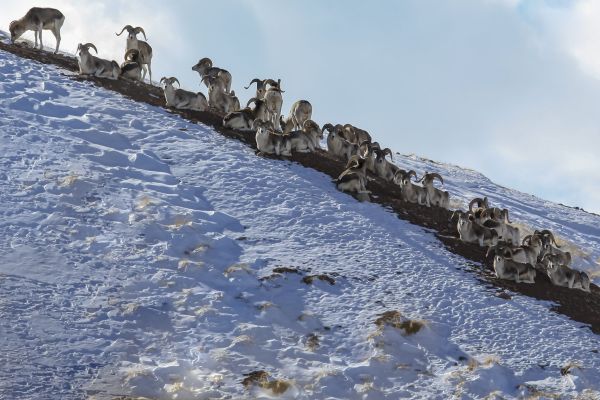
top-left (382, 148), bottom-right (393, 161)
top-left (134, 27), bottom-right (147, 40)
top-left (429, 172), bottom-right (444, 185)
top-left (522, 234), bottom-right (532, 246)
top-left (264, 79), bottom-right (284, 92)
top-left (82, 43), bottom-right (98, 53)
top-left (371, 141), bottom-right (381, 151)
top-left (171, 77), bottom-right (181, 87)
top-left (244, 78), bottom-right (263, 89)
top-left (246, 97), bottom-right (259, 107)
top-left (345, 155), bottom-right (361, 169)
top-left (407, 170), bottom-right (418, 182)
top-left (116, 25), bottom-right (134, 36)
top-left (469, 197), bottom-right (486, 212)
top-left (198, 57), bottom-right (213, 67)
top-left (539, 229), bottom-right (560, 247)
top-left (303, 119), bottom-right (319, 131)
top-left (160, 77), bottom-right (167, 84)
top-left (322, 123), bottom-right (334, 132)
top-left (201, 75), bottom-right (212, 85)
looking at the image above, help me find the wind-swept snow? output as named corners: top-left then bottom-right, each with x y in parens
top-left (1, 49), bottom-right (600, 399)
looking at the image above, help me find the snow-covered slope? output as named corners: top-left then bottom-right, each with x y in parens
top-left (1, 49), bottom-right (600, 399)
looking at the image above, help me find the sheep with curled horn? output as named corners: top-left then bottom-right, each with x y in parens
top-left (468, 197), bottom-right (489, 212)
top-left (323, 123), bottom-right (359, 161)
top-left (193, 57), bottom-right (232, 93)
top-left (507, 233), bottom-right (543, 266)
top-left (545, 258), bottom-right (590, 292)
top-left (454, 210), bottom-right (499, 247)
top-left (342, 124), bottom-right (372, 144)
top-left (202, 75), bottom-right (240, 114)
top-left (333, 155), bottom-right (371, 201)
top-left (393, 170), bottom-right (428, 205)
top-left (536, 229), bottom-right (572, 265)
top-left (254, 119), bottom-right (291, 156)
top-left (491, 247), bottom-right (536, 283)
top-left (478, 209), bottom-right (517, 245)
top-left (116, 25), bottom-right (152, 82)
top-left (120, 49), bottom-right (143, 81)
top-left (482, 208), bottom-right (519, 245)
top-left (373, 147), bottom-right (399, 182)
top-left (262, 79), bottom-right (285, 130)
top-left (420, 172), bottom-right (450, 209)
top-left (160, 77), bottom-right (208, 112)
top-left (223, 97), bottom-right (269, 131)
top-left (244, 78), bottom-right (268, 99)
top-left (281, 100), bottom-right (313, 134)
top-left (77, 43), bottom-right (121, 80)
top-left (9, 7), bottom-right (65, 53)
top-left (287, 120), bottom-right (323, 153)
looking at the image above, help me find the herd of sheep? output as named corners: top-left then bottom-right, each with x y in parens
top-left (7, 7), bottom-right (592, 292)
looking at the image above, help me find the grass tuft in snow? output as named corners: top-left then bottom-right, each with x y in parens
top-left (272, 266), bottom-right (301, 274)
top-left (374, 310), bottom-right (425, 335)
top-left (302, 274), bottom-right (335, 285)
top-left (242, 370), bottom-right (291, 395)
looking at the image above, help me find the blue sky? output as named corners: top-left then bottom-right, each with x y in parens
top-left (4, 0), bottom-right (600, 213)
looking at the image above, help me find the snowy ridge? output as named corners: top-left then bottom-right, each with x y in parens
top-left (1, 49), bottom-right (600, 399)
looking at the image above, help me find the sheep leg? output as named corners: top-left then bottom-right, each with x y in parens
top-left (141, 64), bottom-right (148, 82)
top-left (38, 24), bottom-right (43, 49)
top-left (52, 26), bottom-right (61, 53)
top-left (147, 62), bottom-right (152, 83)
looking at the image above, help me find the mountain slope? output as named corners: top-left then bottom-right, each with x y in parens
top-left (1, 44), bottom-right (600, 399)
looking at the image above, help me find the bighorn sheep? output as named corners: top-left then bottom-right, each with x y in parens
top-left (420, 172), bottom-right (450, 209)
top-left (244, 78), bottom-right (269, 99)
top-left (281, 100), bottom-right (313, 134)
top-left (323, 123), bottom-right (359, 161)
top-left (455, 211), bottom-right (499, 247)
top-left (254, 120), bottom-right (291, 156)
top-left (160, 77), bottom-right (208, 111)
top-left (334, 155), bottom-right (370, 200)
top-left (536, 229), bottom-right (571, 265)
top-left (373, 148), bottom-right (398, 182)
top-left (480, 210), bottom-right (520, 245)
top-left (509, 234), bottom-right (543, 266)
top-left (342, 124), bottom-right (372, 144)
top-left (9, 7), bottom-right (64, 53)
top-left (202, 75), bottom-right (240, 114)
top-left (120, 49), bottom-right (142, 81)
top-left (77, 43), bottom-right (120, 80)
top-left (193, 58), bottom-right (232, 93)
top-left (116, 25), bottom-right (152, 82)
top-left (288, 120), bottom-right (323, 153)
top-left (492, 247), bottom-right (536, 283)
top-left (263, 79), bottom-right (284, 130)
top-left (394, 170), bottom-right (428, 205)
top-left (546, 260), bottom-right (590, 292)
top-left (223, 97), bottom-right (269, 131)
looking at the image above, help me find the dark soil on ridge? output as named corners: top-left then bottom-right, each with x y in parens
top-left (2, 41), bottom-right (600, 335)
